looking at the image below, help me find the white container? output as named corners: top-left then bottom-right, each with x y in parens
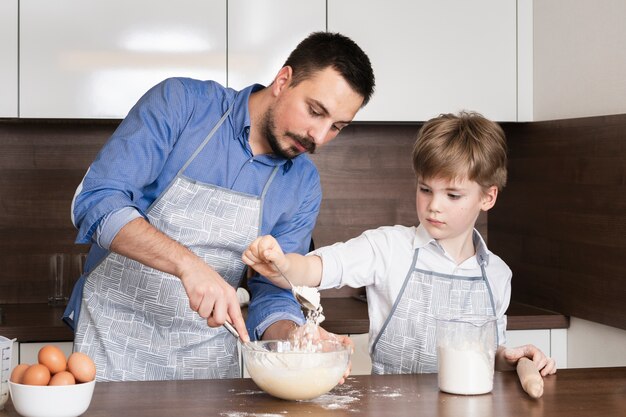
top-left (0, 335), bottom-right (15, 410)
top-left (9, 380), bottom-right (96, 417)
top-left (241, 340), bottom-right (350, 401)
top-left (436, 315), bottom-right (497, 395)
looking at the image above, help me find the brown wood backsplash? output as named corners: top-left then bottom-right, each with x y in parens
top-left (0, 119), bottom-right (483, 304)
top-left (2, 114), bottom-right (624, 329)
top-left (0, 119), bottom-right (115, 303)
top-left (492, 114), bottom-right (626, 331)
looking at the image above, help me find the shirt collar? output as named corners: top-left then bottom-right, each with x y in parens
top-left (413, 223), bottom-right (491, 266)
top-left (232, 83), bottom-right (294, 172)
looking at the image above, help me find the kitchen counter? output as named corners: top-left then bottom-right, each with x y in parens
top-left (0, 304), bottom-right (72, 342)
top-left (321, 297), bottom-right (569, 334)
top-left (2, 367), bottom-right (625, 416)
top-left (0, 299), bottom-right (568, 342)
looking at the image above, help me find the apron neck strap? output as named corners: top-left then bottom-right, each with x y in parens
top-left (178, 103), bottom-right (234, 176)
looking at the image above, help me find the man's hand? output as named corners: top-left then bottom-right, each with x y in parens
top-left (496, 344), bottom-right (557, 376)
top-left (178, 258), bottom-right (249, 342)
top-left (111, 217), bottom-right (249, 342)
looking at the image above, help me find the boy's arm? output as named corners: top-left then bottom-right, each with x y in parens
top-left (280, 252), bottom-right (323, 287)
top-left (495, 344), bottom-right (557, 376)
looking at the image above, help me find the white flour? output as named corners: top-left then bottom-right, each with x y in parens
top-left (309, 394), bottom-right (360, 410)
top-left (292, 286), bottom-right (325, 325)
top-left (293, 286), bottom-right (320, 309)
top-left (289, 286), bottom-right (325, 351)
top-left (220, 413), bottom-right (285, 417)
top-left (437, 346), bottom-right (494, 395)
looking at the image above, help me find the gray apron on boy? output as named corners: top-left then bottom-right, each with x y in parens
top-left (371, 240), bottom-right (497, 374)
top-left (74, 105), bottom-right (279, 381)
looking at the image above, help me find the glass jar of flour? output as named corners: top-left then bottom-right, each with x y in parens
top-left (436, 315), bottom-right (497, 395)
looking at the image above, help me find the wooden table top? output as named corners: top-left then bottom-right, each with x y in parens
top-left (2, 367), bottom-right (624, 417)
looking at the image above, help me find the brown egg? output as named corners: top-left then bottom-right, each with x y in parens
top-left (10, 364), bottom-right (30, 384)
top-left (49, 370), bottom-right (76, 386)
top-left (38, 344), bottom-right (67, 374)
top-left (67, 352), bottom-right (96, 383)
top-left (21, 364), bottom-right (51, 386)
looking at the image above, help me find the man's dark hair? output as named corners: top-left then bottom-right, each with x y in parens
top-left (283, 32), bottom-right (375, 107)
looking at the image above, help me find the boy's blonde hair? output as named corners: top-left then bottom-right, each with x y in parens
top-left (412, 111), bottom-right (508, 191)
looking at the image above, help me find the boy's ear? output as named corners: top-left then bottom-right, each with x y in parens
top-left (481, 186), bottom-right (498, 211)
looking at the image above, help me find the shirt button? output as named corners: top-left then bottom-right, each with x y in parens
top-left (249, 158), bottom-right (254, 163)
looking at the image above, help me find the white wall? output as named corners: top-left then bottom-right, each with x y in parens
top-left (533, 0), bottom-right (626, 120)
top-left (567, 317), bottom-right (626, 368)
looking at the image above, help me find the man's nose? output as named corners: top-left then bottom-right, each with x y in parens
top-left (308, 122), bottom-right (334, 146)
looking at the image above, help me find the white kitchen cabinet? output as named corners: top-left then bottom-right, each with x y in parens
top-left (0, 0), bottom-right (18, 117)
top-left (227, 0), bottom-right (325, 90)
top-left (328, 0), bottom-right (518, 122)
top-left (18, 342), bottom-right (73, 366)
top-left (348, 333), bottom-right (372, 376)
top-left (19, 0), bottom-right (226, 118)
top-left (505, 329), bottom-right (568, 368)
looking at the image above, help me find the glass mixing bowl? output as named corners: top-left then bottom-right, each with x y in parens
top-left (241, 339), bottom-right (351, 401)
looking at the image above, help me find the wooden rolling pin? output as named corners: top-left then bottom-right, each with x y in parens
top-left (516, 357), bottom-right (544, 398)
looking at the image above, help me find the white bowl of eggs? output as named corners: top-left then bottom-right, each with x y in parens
top-left (8, 345), bottom-right (96, 417)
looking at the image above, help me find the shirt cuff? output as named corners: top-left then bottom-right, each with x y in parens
top-left (94, 207), bottom-right (145, 249)
top-left (308, 248), bottom-right (342, 290)
top-left (254, 312), bottom-right (306, 341)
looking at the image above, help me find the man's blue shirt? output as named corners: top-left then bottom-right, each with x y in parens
top-left (69, 77), bottom-right (316, 338)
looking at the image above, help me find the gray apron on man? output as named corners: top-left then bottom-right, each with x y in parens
top-left (371, 240), bottom-right (497, 374)
top-left (74, 106), bottom-right (279, 381)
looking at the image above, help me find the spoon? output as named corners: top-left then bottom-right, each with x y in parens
top-left (272, 262), bottom-right (323, 318)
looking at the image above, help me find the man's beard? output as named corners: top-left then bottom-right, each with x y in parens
top-left (261, 107), bottom-right (316, 159)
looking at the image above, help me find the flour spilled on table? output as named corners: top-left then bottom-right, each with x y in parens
top-left (230, 389), bottom-right (265, 396)
top-left (222, 382), bottom-right (405, 415)
top-left (309, 393), bottom-right (360, 410)
top-left (304, 382), bottom-right (403, 410)
top-left (220, 413), bottom-right (286, 417)
top-left (368, 385), bottom-right (403, 398)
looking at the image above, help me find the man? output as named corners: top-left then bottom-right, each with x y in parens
top-left (64, 31), bottom-right (375, 381)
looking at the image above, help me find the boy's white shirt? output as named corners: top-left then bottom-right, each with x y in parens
top-left (310, 223), bottom-right (511, 352)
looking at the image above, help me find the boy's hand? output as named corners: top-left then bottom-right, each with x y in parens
top-left (242, 235), bottom-right (290, 288)
top-left (499, 344), bottom-right (557, 376)
top-left (290, 324), bottom-right (354, 385)
top-left (317, 327), bottom-right (354, 385)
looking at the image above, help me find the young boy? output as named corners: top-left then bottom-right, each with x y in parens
top-left (242, 112), bottom-right (557, 377)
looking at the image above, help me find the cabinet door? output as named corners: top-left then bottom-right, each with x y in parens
top-left (0, 0), bottom-right (18, 117)
top-left (227, 0), bottom-right (325, 90)
top-left (328, 0), bottom-right (517, 122)
top-left (19, 342), bottom-right (74, 365)
top-left (505, 330), bottom-right (551, 357)
top-left (348, 333), bottom-right (372, 375)
top-left (20, 0), bottom-right (226, 118)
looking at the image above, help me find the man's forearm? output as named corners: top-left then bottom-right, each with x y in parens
top-left (261, 320), bottom-right (298, 340)
top-left (110, 217), bottom-right (202, 278)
